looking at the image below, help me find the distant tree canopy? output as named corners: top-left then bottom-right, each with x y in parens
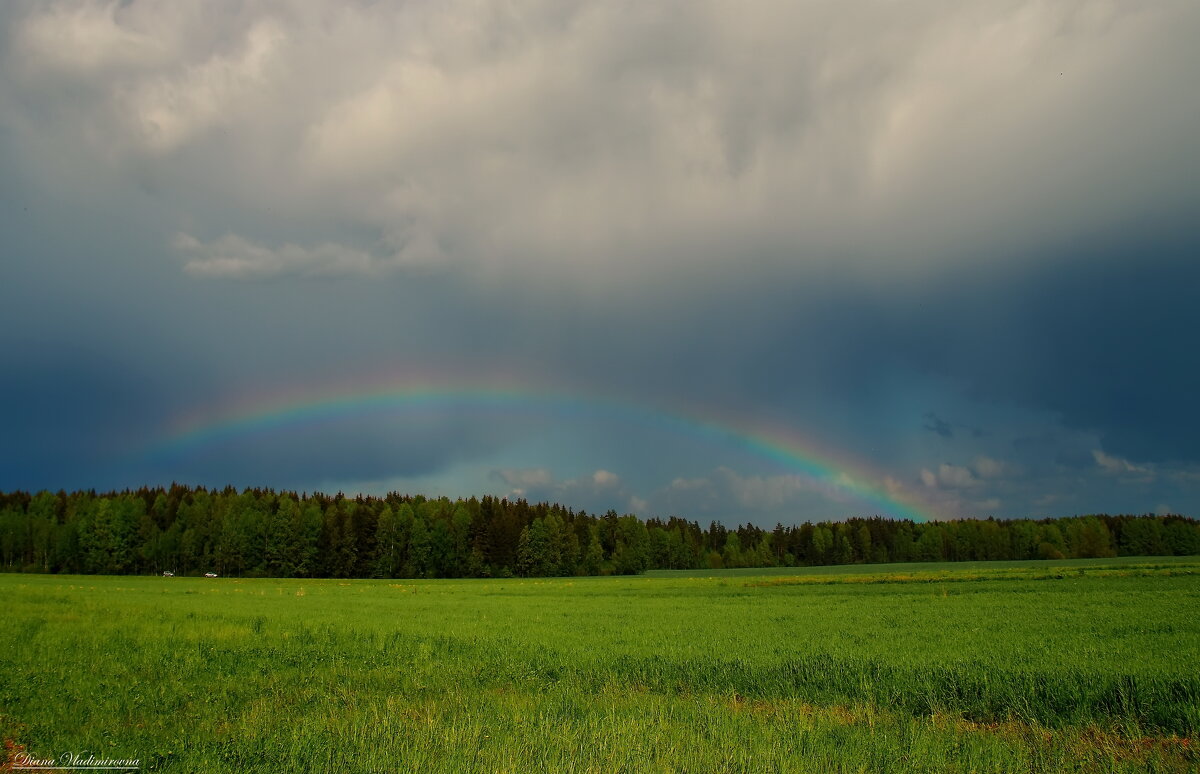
top-left (0, 486), bottom-right (1196, 577)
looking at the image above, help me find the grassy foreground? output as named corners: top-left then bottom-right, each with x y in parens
top-left (1, 558), bottom-right (1198, 772)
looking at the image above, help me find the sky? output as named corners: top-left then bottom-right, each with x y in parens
top-left (2, 0), bottom-right (1198, 526)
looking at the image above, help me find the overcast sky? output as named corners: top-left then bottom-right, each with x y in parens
top-left (2, 0), bottom-right (1197, 525)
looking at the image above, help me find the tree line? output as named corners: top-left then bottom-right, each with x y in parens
top-left (0, 486), bottom-right (1197, 577)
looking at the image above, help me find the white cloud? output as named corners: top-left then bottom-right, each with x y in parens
top-left (882, 475), bottom-right (907, 497)
top-left (121, 19), bottom-right (285, 153)
top-left (714, 468), bottom-right (813, 510)
top-left (973, 455), bottom-right (1010, 479)
top-left (5, 0), bottom-right (1196, 282)
top-left (670, 477), bottom-right (711, 492)
top-left (1092, 449), bottom-right (1154, 481)
top-left (657, 467), bottom-right (864, 515)
top-left (921, 463), bottom-right (981, 490)
top-left (175, 233), bottom-right (376, 279)
top-left (591, 469), bottom-right (620, 488)
top-left (491, 468), bottom-right (554, 490)
top-left (15, 1), bottom-right (168, 74)
top-left (488, 467), bottom-right (633, 512)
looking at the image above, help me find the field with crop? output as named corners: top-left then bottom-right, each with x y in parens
top-left (2, 558), bottom-right (1198, 772)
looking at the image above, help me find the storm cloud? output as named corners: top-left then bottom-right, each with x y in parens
top-left (2, 0), bottom-right (1197, 523)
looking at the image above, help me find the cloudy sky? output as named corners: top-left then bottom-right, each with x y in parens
top-left (2, 0), bottom-right (1197, 525)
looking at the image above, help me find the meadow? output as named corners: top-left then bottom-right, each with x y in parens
top-left (1, 557), bottom-right (1198, 773)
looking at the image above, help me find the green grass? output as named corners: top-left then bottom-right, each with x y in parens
top-left (2, 560), bottom-right (1198, 772)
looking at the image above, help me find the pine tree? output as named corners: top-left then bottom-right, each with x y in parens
top-left (580, 525), bottom-right (605, 575)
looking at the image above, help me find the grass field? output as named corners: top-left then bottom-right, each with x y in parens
top-left (2, 558), bottom-right (1198, 772)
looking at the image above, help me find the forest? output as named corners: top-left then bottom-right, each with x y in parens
top-left (0, 486), bottom-right (1197, 578)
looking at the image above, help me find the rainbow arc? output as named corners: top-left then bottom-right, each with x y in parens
top-left (151, 376), bottom-right (934, 522)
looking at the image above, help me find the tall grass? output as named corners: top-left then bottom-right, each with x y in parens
top-left (1, 560), bottom-right (1197, 772)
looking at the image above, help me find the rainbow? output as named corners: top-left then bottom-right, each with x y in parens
top-left (150, 373), bottom-right (935, 522)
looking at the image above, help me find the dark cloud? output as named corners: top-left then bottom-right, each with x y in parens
top-left (145, 412), bottom-right (518, 494)
top-left (0, 349), bottom-right (168, 491)
top-left (923, 413), bottom-right (954, 439)
top-left (897, 232), bottom-right (1200, 464)
top-left (1, 1), bottom-right (1197, 521)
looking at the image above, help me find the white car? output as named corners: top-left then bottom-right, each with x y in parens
top-left (204, 572), bottom-right (218, 577)
top-left (162, 571), bottom-right (174, 577)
